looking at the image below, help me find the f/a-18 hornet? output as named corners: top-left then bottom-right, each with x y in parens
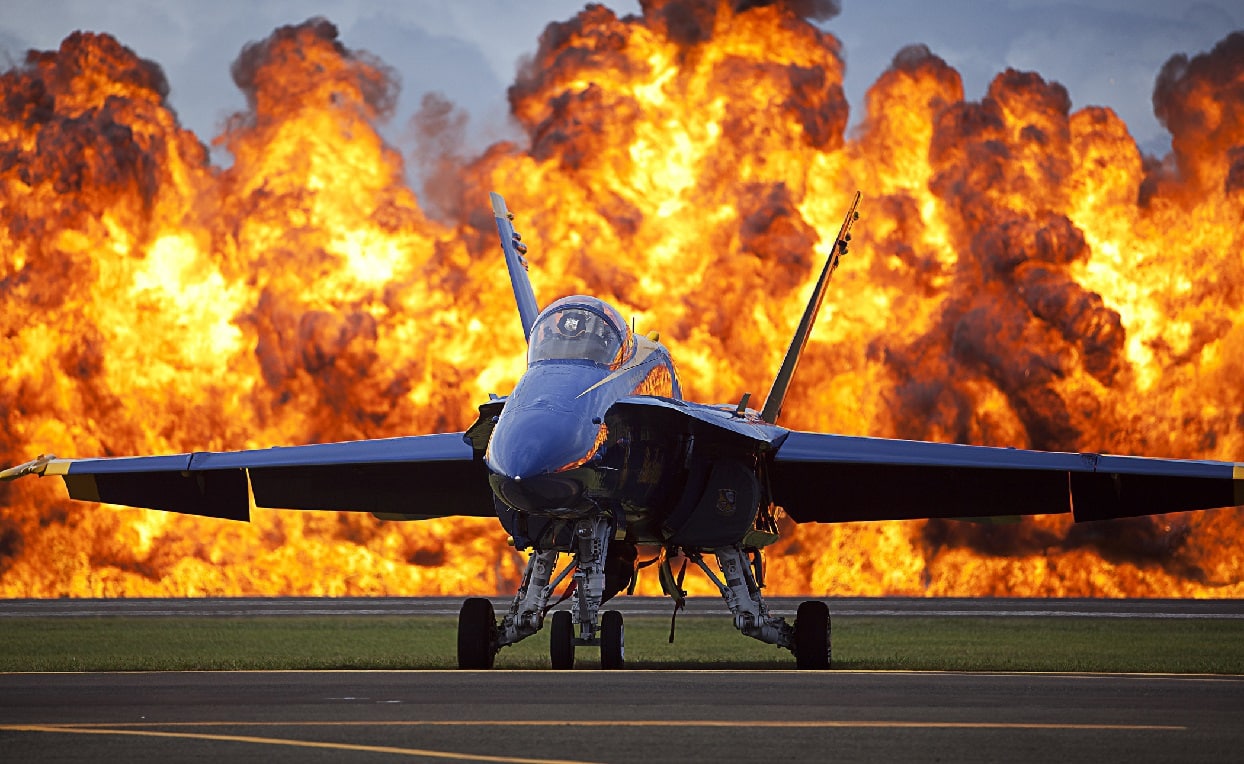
top-left (4, 192), bottom-right (1242, 669)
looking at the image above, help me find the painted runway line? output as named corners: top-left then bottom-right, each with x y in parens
top-left (4, 670), bottom-right (1237, 762)
top-left (5, 720), bottom-right (1187, 730)
top-left (2, 725), bottom-right (594, 764)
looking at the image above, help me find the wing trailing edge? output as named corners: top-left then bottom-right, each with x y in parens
top-left (0, 433), bottom-right (496, 521)
top-left (770, 431), bottom-right (1244, 523)
top-left (2, 453), bottom-right (253, 521)
top-left (760, 191), bottom-right (860, 424)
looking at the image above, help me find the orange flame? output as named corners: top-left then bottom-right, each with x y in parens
top-left (1, 6), bottom-right (1242, 598)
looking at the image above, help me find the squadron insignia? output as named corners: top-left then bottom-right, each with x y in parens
top-left (716, 488), bottom-right (737, 516)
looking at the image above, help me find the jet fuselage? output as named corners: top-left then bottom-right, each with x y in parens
top-left (478, 295), bottom-right (788, 559)
top-left (483, 296), bottom-right (687, 544)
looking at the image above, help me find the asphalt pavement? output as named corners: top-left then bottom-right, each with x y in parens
top-left (3, 597), bottom-right (1242, 762)
top-left (2, 669), bottom-right (1241, 762)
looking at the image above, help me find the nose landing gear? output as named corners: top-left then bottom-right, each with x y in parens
top-left (457, 515), bottom-right (627, 670)
top-left (548, 606), bottom-right (625, 670)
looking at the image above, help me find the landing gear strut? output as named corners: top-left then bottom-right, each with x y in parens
top-left (569, 516), bottom-right (613, 646)
top-left (689, 544), bottom-right (831, 669)
top-left (455, 515), bottom-right (623, 670)
top-left (559, 516), bottom-right (626, 670)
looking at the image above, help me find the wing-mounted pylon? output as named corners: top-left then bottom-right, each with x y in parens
top-left (490, 192), bottom-right (540, 342)
top-left (760, 191), bottom-right (860, 424)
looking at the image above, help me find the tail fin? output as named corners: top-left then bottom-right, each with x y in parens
top-left (490, 192), bottom-right (540, 341)
top-left (760, 191), bottom-right (861, 424)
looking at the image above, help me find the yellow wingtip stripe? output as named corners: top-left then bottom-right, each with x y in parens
top-left (44, 459), bottom-right (73, 476)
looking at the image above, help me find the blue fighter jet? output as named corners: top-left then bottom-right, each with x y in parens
top-left (4, 192), bottom-right (1242, 670)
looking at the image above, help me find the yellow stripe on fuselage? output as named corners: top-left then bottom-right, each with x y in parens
top-left (576, 337), bottom-right (660, 399)
top-left (1235, 464), bottom-right (1243, 506)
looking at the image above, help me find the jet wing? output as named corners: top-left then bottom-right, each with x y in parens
top-left (1, 433), bottom-right (495, 522)
top-left (771, 431), bottom-right (1244, 523)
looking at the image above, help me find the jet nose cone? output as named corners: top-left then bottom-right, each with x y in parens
top-left (490, 472), bottom-right (586, 516)
top-left (485, 407), bottom-right (603, 516)
top-left (485, 407), bottom-right (603, 481)
top-left (487, 435), bottom-right (570, 481)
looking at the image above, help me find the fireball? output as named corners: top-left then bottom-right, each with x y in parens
top-left (1, 5), bottom-right (1241, 598)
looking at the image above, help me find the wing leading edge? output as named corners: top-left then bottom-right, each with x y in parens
top-left (1, 433), bottom-right (495, 522)
top-left (771, 431), bottom-right (1244, 523)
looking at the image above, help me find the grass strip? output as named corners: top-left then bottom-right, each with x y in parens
top-left (1, 616), bottom-right (1241, 673)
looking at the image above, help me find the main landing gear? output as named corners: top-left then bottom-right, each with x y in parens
top-left (680, 544), bottom-right (831, 670)
top-left (456, 529), bottom-right (829, 670)
top-left (457, 516), bottom-right (627, 670)
top-left (793, 600), bottom-right (831, 670)
top-left (457, 597), bottom-right (498, 669)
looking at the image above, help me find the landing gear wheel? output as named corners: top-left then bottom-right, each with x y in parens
top-left (794, 600), bottom-right (831, 670)
top-left (457, 597), bottom-right (497, 669)
top-left (550, 610), bottom-right (575, 670)
top-left (600, 610), bottom-right (625, 670)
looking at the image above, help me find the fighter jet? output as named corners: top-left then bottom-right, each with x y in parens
top-left (4, 192), bottom-right (1242, 670)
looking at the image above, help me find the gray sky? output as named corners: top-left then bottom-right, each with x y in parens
top-left (1, 0), bottom-right (1239, 162)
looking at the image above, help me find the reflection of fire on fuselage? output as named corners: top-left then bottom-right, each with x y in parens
top-left (485, 296), bottom-right (683, 552)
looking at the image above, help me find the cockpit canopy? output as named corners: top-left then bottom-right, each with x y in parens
top-left (528, 296), bottom-right (633, 369)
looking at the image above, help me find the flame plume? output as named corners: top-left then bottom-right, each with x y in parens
top-left (1, 4), bottom-right (1242, 598)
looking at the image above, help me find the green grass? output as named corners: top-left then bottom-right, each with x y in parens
top-left (1, 616), bottom-right (1241, 673)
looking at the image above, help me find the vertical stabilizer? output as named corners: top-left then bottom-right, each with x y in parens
top-left (760, 192), bottom-right (861, 424)
top-left (490, 192), bottom-right (540, 341)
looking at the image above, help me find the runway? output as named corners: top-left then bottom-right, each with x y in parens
top-left (4, 598), bottom-right (1242, 761)
top-left (2, 669), bottom-right (1241, 762)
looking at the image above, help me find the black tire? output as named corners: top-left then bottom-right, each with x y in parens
top-left (600, 610), bottom-right (625, 670)
top-left (550, 610), bottom-right (575, 670)
top-left (794, 600), bottom-right (831, 670)
top-left (457, 597), bottom-right (497, 669)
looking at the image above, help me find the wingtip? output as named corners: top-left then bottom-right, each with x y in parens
top-left (0, 454), bottom-right (58, 481)
top-left (489, 191), bottom-right (508, 219)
